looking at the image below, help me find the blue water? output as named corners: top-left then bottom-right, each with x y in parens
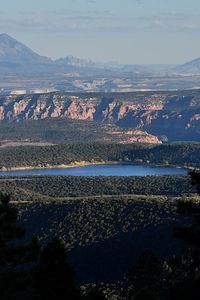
top-left (0, 164), bottom-right (188, 177)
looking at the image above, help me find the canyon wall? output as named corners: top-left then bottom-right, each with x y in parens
top-left (0, 92), bottom-right (199, 142)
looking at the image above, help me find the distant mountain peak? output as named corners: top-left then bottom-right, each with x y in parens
top-left (55, 55), bottom-right (96, 67)
top-left (0, 33), bottom-right (24, 51)
top-left (0, 33), bottom-right (52, 67)
top-left (0, 33), bottom-right (13, 39)
top-left (0, 33), bottom-right (97, 71)
top-left (174, 57), bottom-right (200, 74)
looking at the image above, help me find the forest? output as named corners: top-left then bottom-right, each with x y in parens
top-left (0, 118), bottom-right (132, 144)
top-left (0, 142), bottom-right (199, 169)
top-left (0, 175), bottom-right (195, 201)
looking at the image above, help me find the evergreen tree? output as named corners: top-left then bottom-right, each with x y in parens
top-left (0, 193), bottom-right (40, 300)
top-left (34, 238), bottom-right (79, 300)
top-left (128, 249), bottom-right (164, 300)
top-left (83, 287), bottom-right (106, 300)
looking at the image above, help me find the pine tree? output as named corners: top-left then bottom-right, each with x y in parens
top-left (34, 238), bottom-right (79, 300)
top-left (0, 193), bottom-right (40, 300)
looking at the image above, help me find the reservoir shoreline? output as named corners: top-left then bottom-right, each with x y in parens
top-left (0, 161), bottom-right (190, 177)
top-left (0, 160), bottom-right (196, 172)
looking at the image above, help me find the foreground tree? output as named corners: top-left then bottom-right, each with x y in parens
top-left (128, 249), bottom-right (164, 300)
top-left (0, 193), bottom-right (79, 300)
top-left (34, 238), bottom-right (79, 300)
top-left (190, 170), bottom-right (200, 194)
top-left (83, 287), bottom-right (106, 300)
top-left (0, 193), bottom-right (40, 300)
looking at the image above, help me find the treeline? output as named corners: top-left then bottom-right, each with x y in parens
top-left (124, 143), bottom-right (200, 167)
top-left (0, 143), bottom-right (199, 169)
top-left (0, 143), bottom-right (143, 168)
top-left (0, 175), bottom-right (195, 200)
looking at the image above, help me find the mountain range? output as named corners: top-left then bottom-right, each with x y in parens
top-left (1, 33), bottom-right (200, 74)
top-left (0, 33), bottom-right (98, 72)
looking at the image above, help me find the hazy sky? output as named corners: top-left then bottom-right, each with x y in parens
top-left (1, 0), bottom-right (200, 64)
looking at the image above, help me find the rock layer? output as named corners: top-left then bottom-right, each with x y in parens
top-left (0, 91), bottom-right (199, 142)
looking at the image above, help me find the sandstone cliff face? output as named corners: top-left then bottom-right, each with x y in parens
top-left (0, 92), bottom-right (199, 142)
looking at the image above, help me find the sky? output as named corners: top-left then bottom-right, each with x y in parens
top-left (0, 0), bottom-right (200, 64)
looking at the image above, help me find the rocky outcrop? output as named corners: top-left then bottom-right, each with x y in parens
top-left (0, 91), bottom-right (199, 142)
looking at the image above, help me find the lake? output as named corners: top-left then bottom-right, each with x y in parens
top-left (0, 164), bottom-right (188, 177)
